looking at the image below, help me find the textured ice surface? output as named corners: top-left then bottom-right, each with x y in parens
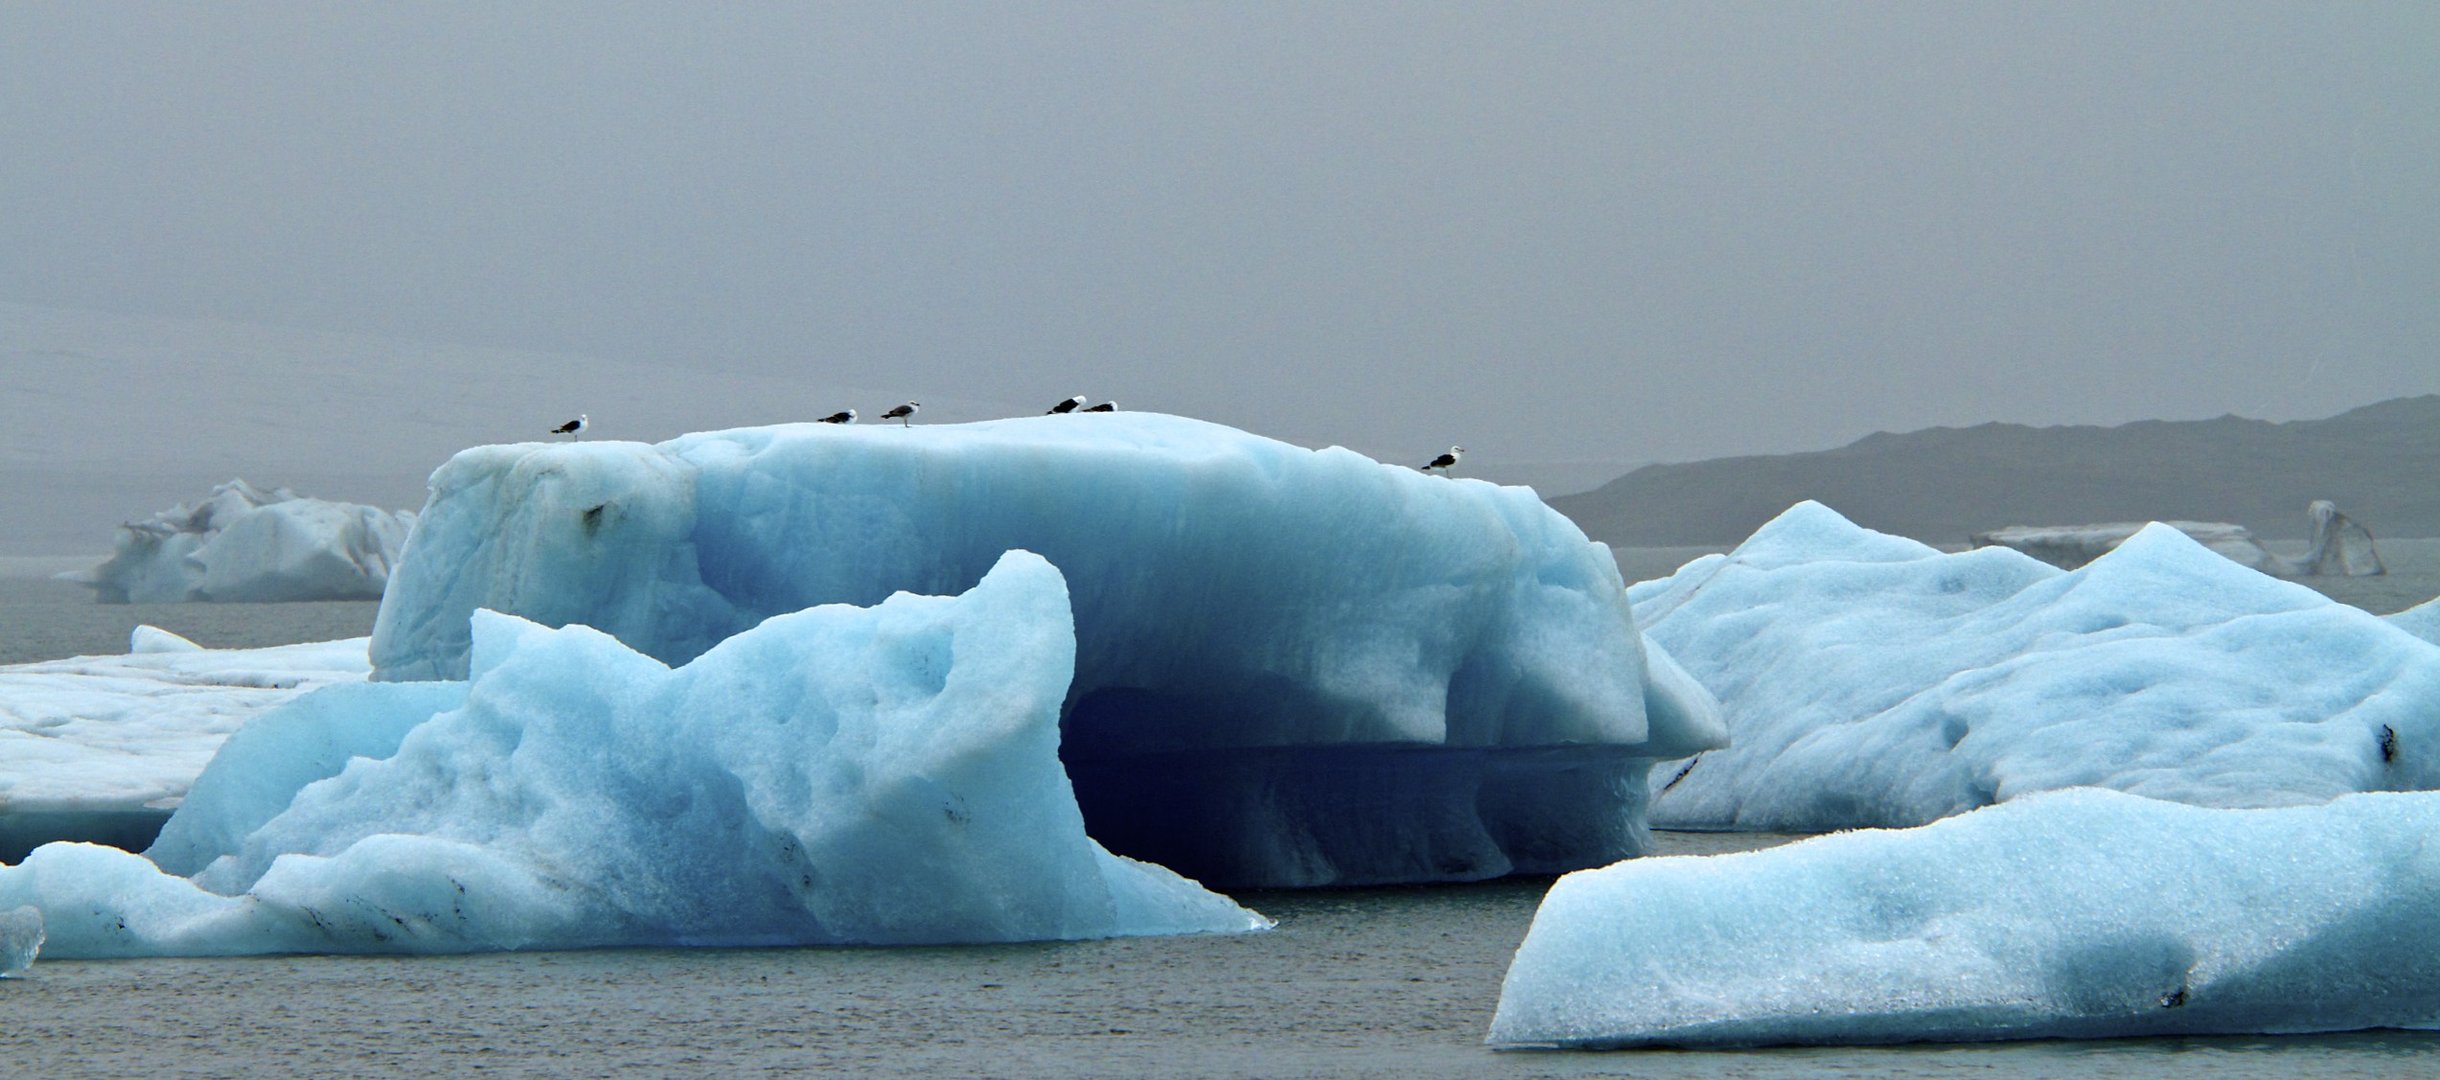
top-left (0, 905), bottom-right (40, 976)
top-left (0, 633), bottom-right (371, 859)
top-left (366, 414), bottom-right (1721, 885)
top-left (2394, 597), bottom-right (2440, 646)
top-left (78, 480), bottom-right (415, 603)
top-left (1491, 788), bottom-right (2440, 1047)
top-left (0, 552), bottom-right (1265, 957)
top-left (1634, 502), bottom-right (2440, 831)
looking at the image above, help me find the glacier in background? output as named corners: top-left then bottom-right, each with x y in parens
top-left (366, 413), bottom-right (1722, 886)
top-left (1634, 501), bottom-right (2440, 832)
top-left (1, 553), bottom-right (1267, 957)
top-left (1492, 788), bottom-right (2440, 1047)
top-left (72, 480), bottom-right (414, 603)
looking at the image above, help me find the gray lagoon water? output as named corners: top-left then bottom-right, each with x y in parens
top-left (4, 549), bottom-right (2440, 1075)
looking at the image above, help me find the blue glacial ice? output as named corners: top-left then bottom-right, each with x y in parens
top-left (1632, 502), bottom-right (2440, 832)
top-left (74, 479), bottom-right (415, 603)
top-left (0, 552), bottom-right (1267, 957)
top-left (365, 414), bottom-right (1722, 885)
top-left (1491, 787), bottom-right (2440, 1047)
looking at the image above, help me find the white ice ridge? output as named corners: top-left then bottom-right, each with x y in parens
top-left (0, 632), bottom-right (371, 861)
top-left (1969, 499), bottom-right (2386, 577)
top-left (1491, 788), bottom-right (2440, 1047)
top-left (366, 414), bottom-right (1723, 886)
top-left (1632, 501), bottom-right (2440, 832)
top-left (75, 479), bottom-right (415, 603)
top-left (2392, 597), bottom-right (2440, 646)
top-left (2, 552), bottom-right (1267, 957)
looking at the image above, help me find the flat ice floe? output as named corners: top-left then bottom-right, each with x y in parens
top-left (1491, 788), bottom-right (2440, 1047)
top-left (1, 552), bottom-right (1266, 957)
top-left (1633, 502), bottom-right (2440, 832)
top-left (0, 631), bottom-right (369, 859)
top-left (365, 414), bottom-right (1722, 885)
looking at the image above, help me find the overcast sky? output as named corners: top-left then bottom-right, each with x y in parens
top-left (5, 2), bottom-right (2435, 470)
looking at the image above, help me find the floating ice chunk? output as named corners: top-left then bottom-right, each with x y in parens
top-left (1, 552), bottom-right (1266, 956)
top-left (128, 625), bottom-right (204, 653)
top-left (366, 414), bottom-right (1720, 885)
top-left (81, 479), bottom-right (415, 603)
top-left (0, 905), bottom-right (40, 976)
top-left (0, 637), bottom-right (372, 860)
top-left (1491, 788), bottom-right (2440, 1047)
top-left (1634, 502), bottom-right (2440, 832)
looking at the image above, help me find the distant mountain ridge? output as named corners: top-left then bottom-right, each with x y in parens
top-left (1551, 396), bottom-right (2440, 546)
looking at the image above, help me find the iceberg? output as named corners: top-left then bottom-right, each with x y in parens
top-left (1634, 502), bottom-right (2440, 832)
top-left (0, 906), bottom-right (39, 976)
top-left (1491, 788), bottom-right (2440, 1047)
top-left (1, 552), bottom-right (1267, 957)
top-left (77, 480), bottom-right (416, 603)
top-left (2392, 597), bottom-right (2440, 647)
top-left (0, 631), bottom-right (371, 860)
top-left (1969, 500), bottom-right (2386, 576)
top-left (367, 414), bottom-right (1722, 885)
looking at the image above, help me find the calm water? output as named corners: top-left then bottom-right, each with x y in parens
top-left (8, 835), bottom-right (2437, 1078)
top-left (5, 554), bottom-right (2440, 1075)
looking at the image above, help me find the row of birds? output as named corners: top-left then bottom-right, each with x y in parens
top-left (550, 398), bottom-right (1465, 473)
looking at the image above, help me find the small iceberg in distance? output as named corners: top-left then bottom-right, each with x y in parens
top-left (0, 552), bottom-right (1265, 957)
top-left (0, 906), bottom-right (41, 976)
top-left (74, 479), bottom-right (415, 603)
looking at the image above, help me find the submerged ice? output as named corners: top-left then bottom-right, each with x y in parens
top-left (1492, 788), bottom-right (2440, 1047)
top-left (0, 553), bottom-right (1266, 957)
top-left (75, 480), bottom-right (415, 603)
top-left (1634, 502), bottom-right (2440, 832)
top-left (366, 414), bottom-right (1721, 885)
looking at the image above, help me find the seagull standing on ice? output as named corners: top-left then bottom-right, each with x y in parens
top-left (882, 401), bottom-right (920, 427)
top-left (817, 409), bottom-right (856, 424)
top-left (1420, 445), bottom-right (1463, 473)
top-left (1084, 401), bottom-right (1117, 412)
top-left (551, 414), bottom-right (589, 441)
top-left (1047, 395), bottom-right (1087, 414)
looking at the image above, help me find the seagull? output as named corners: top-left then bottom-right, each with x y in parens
top-left (1421, 445), bottom-right (1464, 473)
top-left (551, 414), bottom-right (589, 441)
top-left (1084, 401), bottom-right (1117, 412)
top-left (882, 401), bottom-right (920, 427)
top-left (1047, 395), bottom-right (1087, 414)
top-left (817, 409), bottom-right (857, 424)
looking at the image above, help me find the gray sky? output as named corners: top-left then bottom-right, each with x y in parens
top-left (5, 1), bottom-right (2435, 471)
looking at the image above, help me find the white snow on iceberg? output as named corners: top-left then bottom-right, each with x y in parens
top-left (0, 632), bottom-right (371, 861)
top-left (1632, 502), bottom-right (2440, 832)
top-left (367, 414), bottom-right (1722, 885)
top-left (1491, 788), bottom-right (2440, 1047)
top-left (0, 552), bottom-right (1266, 957)
top-left (77, 480), bottom-right (415, 603)
top-left (2392, 597), bottom-right (2440, 646)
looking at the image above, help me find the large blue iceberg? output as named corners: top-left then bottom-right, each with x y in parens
top-left (1632, 502), bottom-right (2440, 832)
top-left (0, 553), bottom-right (1266, 956)
top-left (366, 414), bottom-right (1722, 885)
top-left (1491, 788), bottom-right (2440, 1047)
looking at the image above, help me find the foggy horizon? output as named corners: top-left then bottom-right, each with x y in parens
top-left (6, 2), bottom-right (2436, 472)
